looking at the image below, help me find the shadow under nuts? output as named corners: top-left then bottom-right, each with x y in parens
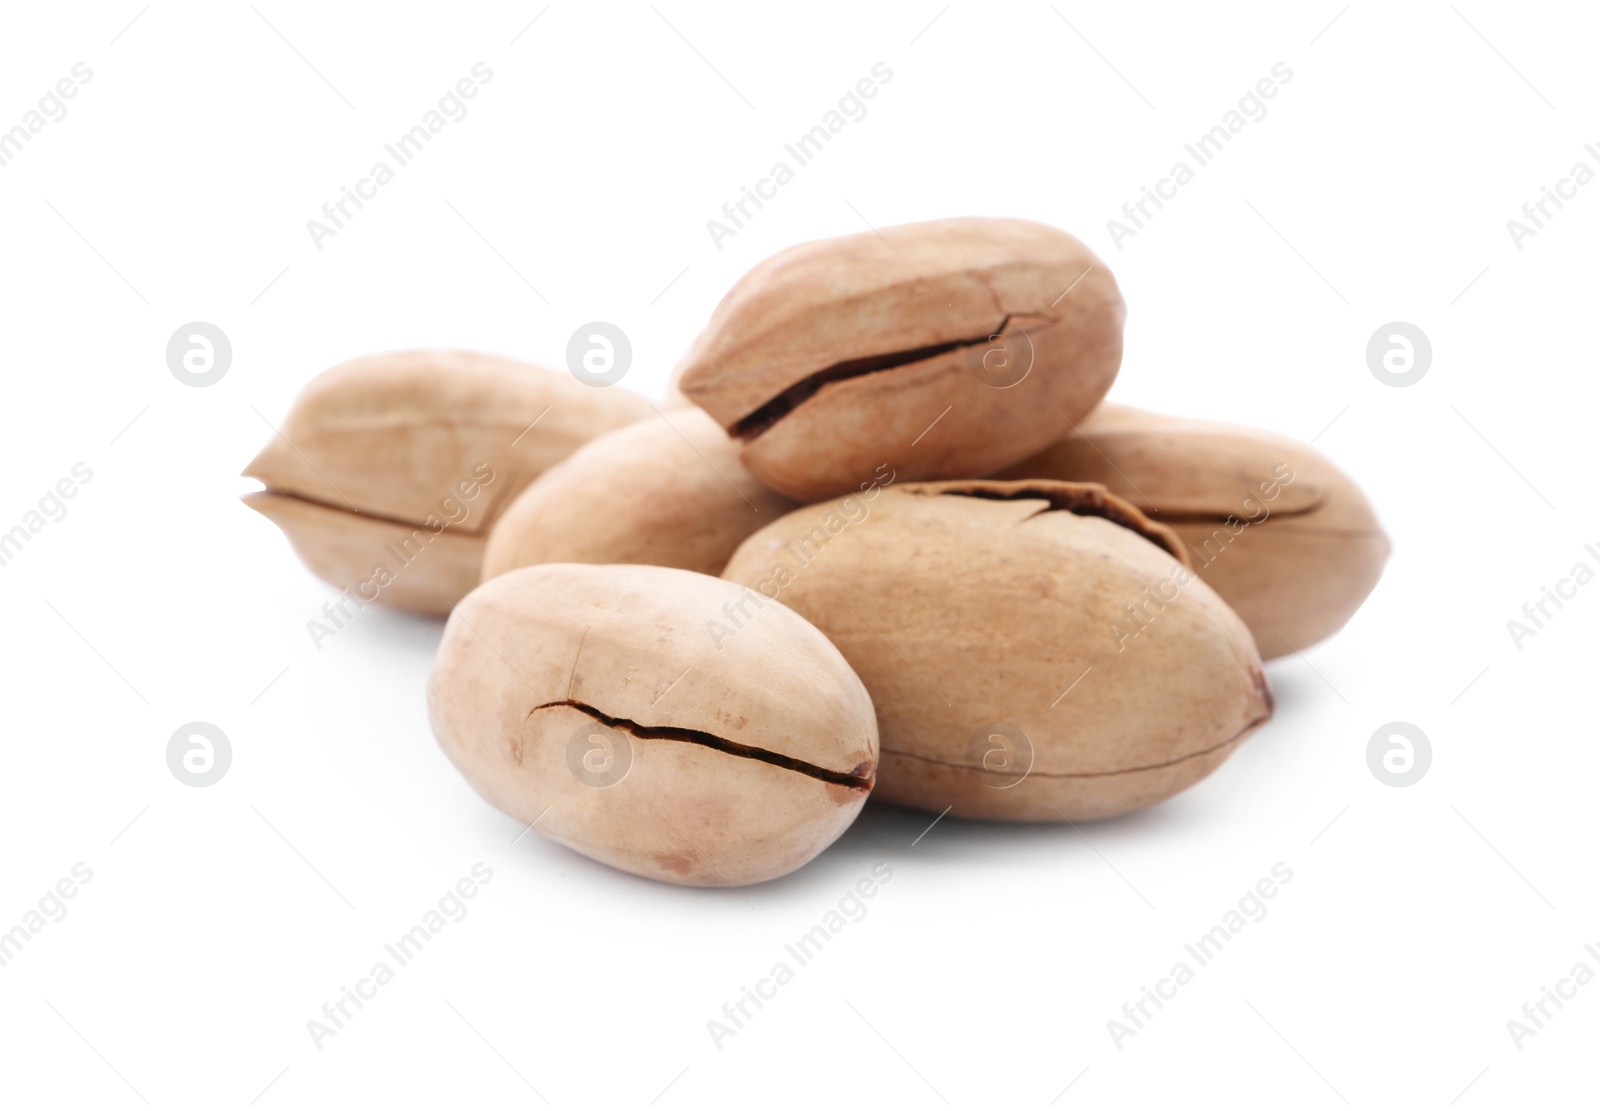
top-left (428, 563), bottom-right (879, 886)
top-left (677, 217), bottom-right (1124, 502)
top-left (721, 480), bottom-right (1274, 821)
top-left (998, 404), bottom-right (1390, 659)
top-left (243, 350), bottom-right (652, 614)
top-left (482, 408), bottom-right (796, 582)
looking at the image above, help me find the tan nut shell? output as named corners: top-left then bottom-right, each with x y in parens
top-left (428, 563), bottom-right (878, 886)
top-left (998, 404), bottom-right (1390, 658)
top-left (662, 360), bottom-right (694, 409)
top-left (241, 492), bottom-right (486, 614)
top-left (243, 350), bottom-right (652, 614)
top-left (677, 217), bottom-right (1124, 501)
top-left (481, 408), bottom-right (795, 581)
top-left (721, 481), bottom-right (1273, 821)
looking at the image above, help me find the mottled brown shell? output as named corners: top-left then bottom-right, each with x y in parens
top-left (482, 408), bottom-right (795, 582)
top-left (722, 480), bottom-right (1272, 820)
top-left (998, 404), bottom-right (1390, 658)
top-left (428, 563), bottom-right (879, 885)
top-left (243, 350), bottom-right (652, 613)
top-left (677, 217), bottom-right (1124, 501)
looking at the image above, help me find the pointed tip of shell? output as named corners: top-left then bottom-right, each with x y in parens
top-left (241, 437), bottom-right (286, 484)
top-left (1251, 667), bottom-right (1276, 721)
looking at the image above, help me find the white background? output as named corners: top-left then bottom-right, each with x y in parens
top-left (0, 1), bottom-right (1594, 1107)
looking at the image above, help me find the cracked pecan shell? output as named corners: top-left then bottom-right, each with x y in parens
top-left (242, 350), bottom-right (652, 614)
top-left (676, 217), bottom-right (1124, 501)
top-left (721, 480), bottom-right (1273, 821)
top-left (998, 404), bottom-right (1391, 658)
top-left (428, 563), bottom-right (878, 886)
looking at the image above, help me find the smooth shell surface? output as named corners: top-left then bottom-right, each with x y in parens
top-left (243, 350), bottom-right (652, 613)
top-left (428, 563), bottom-right (878, 885)
top-left (998, 404), bottom-right (1390, 658)
top-left (481, 408), bottom-right (795, 581)
top-left (677, 217), bottom-right (1124, 501)
top-left (722, 481), bottom-right (1273, 821)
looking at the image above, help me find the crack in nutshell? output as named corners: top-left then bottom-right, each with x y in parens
top-left (919, 482), bottom-right (1186, 563)
top-left (878, 712), bottom-right (1271, 779)
top-left (1141, 488), bottom-right (1332, 526)
top-left (242, 489), bottom-right (492, 537)
top-left (971, 270), bottom-right (1008, 319)
top-left (531, 699), bottom-right (874, 790)
top-left (729, 314), bottom-right (1053, 441)
top-left (1218, 520), bottom-right (1384, 540)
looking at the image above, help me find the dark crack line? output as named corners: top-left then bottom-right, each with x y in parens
top-left (728, 315), bottom-right (1050, 441)
top-left (919, 482), bottom-right (1185, 563)
top-left (533, 699), bottom-right (873, 790)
